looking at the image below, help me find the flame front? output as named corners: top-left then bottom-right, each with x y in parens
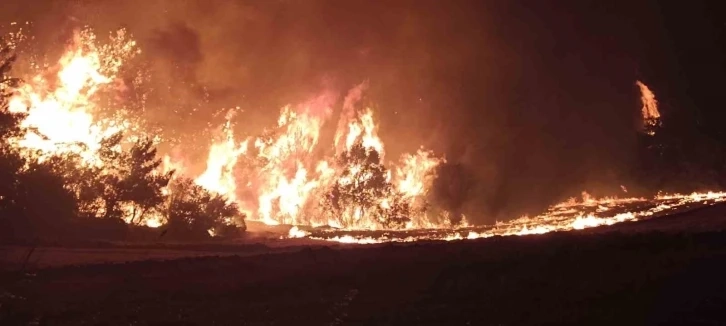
top-left (192, 87), bottom-right (445, 230)
top-left (305, 191), bottom-right (726, 244)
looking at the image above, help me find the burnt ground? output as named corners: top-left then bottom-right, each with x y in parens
top-left (3, 205), bottom-right (726, 325)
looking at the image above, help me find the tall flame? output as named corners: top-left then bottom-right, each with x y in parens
top-left (188, 84), bottom-right (446, 230)
top-left (636, 80), bottom-right (660, 135)
top-left (4, 28), bottom-right (166, 227)
top-left (8, 28), bottom-right (138, 164)
top-left (195, 109), bottom-right (248, 203)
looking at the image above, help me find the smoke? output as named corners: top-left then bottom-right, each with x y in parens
top-left (1, 0), bottom-right (670, 223)
top-left (335, 82), bottom-right (368, 155)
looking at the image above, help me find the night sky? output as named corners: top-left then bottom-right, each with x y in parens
top-left (2, 0), bottom-right (724, 222)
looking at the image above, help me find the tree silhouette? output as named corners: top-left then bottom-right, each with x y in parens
top-left (119, 137), bottom-right (174, 224)
top-left (15, 159), bottom-right (79, 235)
top-left (81, 133), bottom-right (173, 223)
top-left (0, 41), bottom-right (29, 239)
top-left (0, 41), bottom-right (25, 159)
top-left (165, 177), bottom-right (244, 240)
top-left (322, 142), bottom-right (413, 228)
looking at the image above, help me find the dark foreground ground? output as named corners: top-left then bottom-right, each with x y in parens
top-left (3, 205), bottom-right (726, 325)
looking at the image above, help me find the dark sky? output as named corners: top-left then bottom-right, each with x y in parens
top-left (2, 0), bottom-right (724, 222)
top-left (653, 1), bottom-right (725, 137)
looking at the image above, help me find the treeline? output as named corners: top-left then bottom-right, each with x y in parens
top-left (0, 45), bottom-right (245, 243)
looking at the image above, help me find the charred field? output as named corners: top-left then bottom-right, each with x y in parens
top-left (3, 204), bottom-right (726, 325)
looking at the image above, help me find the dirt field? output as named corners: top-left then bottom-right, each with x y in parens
top-left (2, 205), bottom-right (726, 325)
top-left (0, 239), bottom-right (320, 271)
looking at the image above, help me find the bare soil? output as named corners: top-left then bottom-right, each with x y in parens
top-left (2, 204), bottom-right (726, 325)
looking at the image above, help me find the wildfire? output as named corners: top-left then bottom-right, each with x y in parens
top-left (4, 26), bottom-right (725, 242)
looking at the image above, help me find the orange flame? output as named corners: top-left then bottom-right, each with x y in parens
top-left (304, 191), bottom-right (726, 244)
top-left (8, 28), bottom-right (138, 164)
top-left (636, 80), bottom-right (660, 135)
top-left (195, 109), bottom-right (248, 204)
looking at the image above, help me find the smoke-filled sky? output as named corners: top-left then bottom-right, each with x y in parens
top-left (2, 0), bottom-right (724, 222)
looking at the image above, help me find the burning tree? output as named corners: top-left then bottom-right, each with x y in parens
top-left (52, 132), bottom-right (174, 224)
top-left (636, 80), bottom-right (661, 136)
top-left (633, 80), bottom-right (726, 193)
top-left (0, 35), bottom-right (242, 241)
top-left (322, 142), bottom-right (412, 229)
top-left (0, 45), bottom-right (22, 141)
top-left (101, 135), bottom-right (173, 223)
top-left (4, 26), bottom-right (453, 238)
